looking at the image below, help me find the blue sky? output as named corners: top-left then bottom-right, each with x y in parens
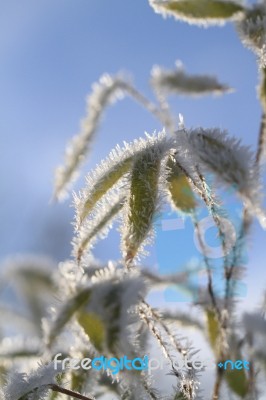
top-left (0, 0), bottom-right (265, 308)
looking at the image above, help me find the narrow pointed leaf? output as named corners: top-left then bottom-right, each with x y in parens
top-left (47, 287), bottom-right (91, 346)
top-left (76, 195), bottom-right (124, 262)
top-left (54, 74), bottom-right (127, 200)
top-left (237, 6), bottom-right (266, 67)
top-left (187, 129), bottom-right (266, 227)
top-left (151, 64), bottom-right (232, 96)
top-left (122, 147), bottom-right (163, 261)
top-left (166, 156), bottom-right (196, 213)
top-left (79, 157), bottom-right (132, 224)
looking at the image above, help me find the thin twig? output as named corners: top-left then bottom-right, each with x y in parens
top-left (212, 368), bottom-right (224, 400)
top-left (121, 82), bottom-right (171, 129)
top-left (192, 214), bottom-right (220, 319)
top-left (49, 384), bottom-right (95, 400)
top-left (255, 113), bottom-right (266, 165)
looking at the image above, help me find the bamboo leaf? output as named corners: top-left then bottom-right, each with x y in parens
top-left (47, 287), bottom-right (91, 346)
top-left (166, 156), bottom-right (196, 213)
top-left (237, 6), bottom-right (266, 67)
top-left (54, 74), bottom-right (127, 200)
top-left (122, 146), bottom-right (163, 262)
top-left (76, 132), bottom-right (170, 227)
top-left (151, 64), bottom-right (232, 96)
top-left (149, 0), bottom-right (245, 26)
top-left (3, 363), bottom-right (64, 400)
top-left (78, 157), bottom-right (132, 225)
top-left (4, 257), bottom-right (56, 334)
top-left (75, 194), bottom-right (125, 262)
top-left (187, 129), bottom-right (266, 227)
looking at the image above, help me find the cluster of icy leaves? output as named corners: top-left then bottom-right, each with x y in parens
top-left (175, 128), bottom-right (266, 227)
top-left (70, 127), bottom-right (266, 264)
top-left (73, 131), bottom-right (172, 262)
top-left (44, 262), bottom-right (145, 355)
top-left (3, 363), bottom-right (62, 400)
top-left (54, 62), bottom-right (234, 202)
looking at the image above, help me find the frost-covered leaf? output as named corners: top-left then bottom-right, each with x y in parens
top-left (54, 74), bottom-right (127, 200)
top-left (184, 128), bottom-right (266, 227)
top-left (77, 155), bottom-right (132, 226)
top-left (48, 267), bottom-right (145, 355)
top-left (121, 139), bottom-right (167, 262)
top-left (162, 311), bottom-right (204, 330)
top-left (3, 362), bottom-right (62, 400)
top-left (78, 268), bottom-right (145, 355)
top-left (237, 5), bottom-right (266, 67)
top-left (74, 192), bottom-right (125, 262)
top-left (47, 287), bottom-right (92, 346)
top-left (166, 155), bottom-right (197, 213)
top-left (76, 132), bottom-right (170, 227)
top-left (151, 63), bottom-right (232, 96)
top-left (149, 0), bottom-right (245, 26)
top-left (2, 256), bottom-right (56, 334)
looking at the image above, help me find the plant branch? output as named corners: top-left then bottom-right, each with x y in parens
top-left (212, 368), bottom-right (224, 400)
top-left (49, 384), bottom-right (95, 400)
top-left (255, 113), bottom-right (266, 165)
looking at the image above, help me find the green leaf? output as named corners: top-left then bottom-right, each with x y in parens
top-left (77, 311), bottom-right (105, 352)
top-left (151, 0), bottom-right (245, 26)
top-left (166, 156), bottom-right (196, 213)
top-left (206, 309), bottom-right (220, 351)
top-left (77, 196), bottom-right (124, 262)
top-left (48, 287), bottom-right (91, 346)
top-left (79, 156), bottom-right (133, 224)
top-left (122, 147), bottom-right (162, 261)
